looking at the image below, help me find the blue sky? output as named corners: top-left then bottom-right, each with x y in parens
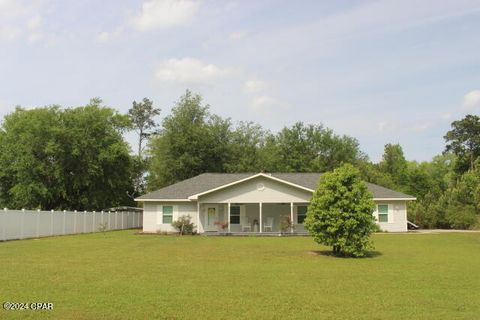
top-left (1, 0), bottom-right (480, 162)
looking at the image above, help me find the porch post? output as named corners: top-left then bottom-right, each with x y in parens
top-left (259, 202), bottom-right (263, 233)
top-left (228, 202), bottom-right (231, 233)
top-left (290, 202), bottom-right (294, 233)
top-left (197, 201), bottom-right (201, 234)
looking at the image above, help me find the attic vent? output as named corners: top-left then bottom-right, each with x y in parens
top-left (257, 183), bottom-right (265, 191)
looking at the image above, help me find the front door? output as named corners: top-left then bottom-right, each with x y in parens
top-left (205, 206), bottom-right (218, 231)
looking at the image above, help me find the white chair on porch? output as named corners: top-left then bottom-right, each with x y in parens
top-left (241, 217), bottom-right (251, 232)
top-left (263, 217), bottom-right (274, 232)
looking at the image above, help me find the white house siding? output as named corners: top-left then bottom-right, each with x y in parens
top-left (143, 202), bottom-right (198, 233)
top-left (142, 198), bottom-right (408, 234)
top-left (199, 176), bottom-right (312, 203)
top-left (142, 203), bottom-right (157, 232)
top-left (373, 200), bottom-right (408, 232)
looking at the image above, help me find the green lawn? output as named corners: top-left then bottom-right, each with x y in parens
top-left (1, 231), bottom-right (480, 319)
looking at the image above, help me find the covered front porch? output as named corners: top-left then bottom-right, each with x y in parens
top-left (198, 202), bottom-right (309, 234)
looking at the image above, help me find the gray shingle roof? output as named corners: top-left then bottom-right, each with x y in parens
top-left (136, 173), bottom-right (415, 200)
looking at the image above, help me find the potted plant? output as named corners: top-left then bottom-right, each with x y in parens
top-left (279, 215), bottom-right (294, 235)
top-left (214, 221), bottom-right (229, 235)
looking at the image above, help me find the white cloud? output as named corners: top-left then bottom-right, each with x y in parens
top-left (131, 0), bottom-right (200, 32)
top-left (407, 122), bottom-right (431, 133)
top-left (0, 25), bottom-right (21, 41)
top-left (230, 30), bottom-right (248, 40)
top-left (440, 112), bottom-right (452, 120)
top-left (0, 1), bottom-right (46, 42)
top-left (155, 57), bottom-right (237, 84)
top-left (95, 27), bottom-right (124, 43)
top-left (27, 15), bottom-right (42, 30)
top-left (377, 119), bottom-right (430, 133)
top-left (96, 31), bottom-right (110, 43)
top-left (243, 79), bottom-right (268, 93)
top-left (27, 32), bottom-right (43, 43)
top-left (251, 95), bottom-right (276, 109)
top-left (250, 95), bottom-right (288, 115)
top-left (378, 121), bottom-right (387, 132)
top-left (463, 90), bottom-right (480, 111)
top-left (0, 0), bottom-right (27, 16)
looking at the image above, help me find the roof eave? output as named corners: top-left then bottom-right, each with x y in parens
top-left (134, 198), bottom-right (192, 202)
top-left (373, 197), bottom-right (417, 201)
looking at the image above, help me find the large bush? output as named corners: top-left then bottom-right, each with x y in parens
top-left (171, 215), bottom-right (196, 235)
top-left (304, 164), bottom-right (376, 257)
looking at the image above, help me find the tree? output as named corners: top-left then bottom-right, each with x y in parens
top-left (224, 122), bottom-right (269, 172)
top-left (267, 122), bottom-right (366, 173)
top-left (444, 114), bottom-right (480, 173)
top-left (442, 167), bottom-right (480, 229)
top-left (378, 143), bottom-right (408, 187)
top-left (0, 106), bottom-right (64, 209)
top-left (0, 100), bottom-right (134, 210)
top-left (127, 98), bottom-right (161, 195)
top-left (304, 164), bottom-right (376, 257)
top-left (356, 159), bottom-right (396, 190)
top-left (127, 98), bottom-right (160, 158)
top-left (147, 90), bottom-right (231, 189)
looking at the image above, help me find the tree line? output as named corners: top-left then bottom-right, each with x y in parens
top-left (1, 90), bottom-right (479, 229)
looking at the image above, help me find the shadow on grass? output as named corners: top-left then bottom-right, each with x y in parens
top-left (307, 250), bottom-right (382, 259)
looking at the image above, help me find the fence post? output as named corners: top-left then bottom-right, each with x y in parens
top-left (36, 209), bottom-right (40, 238)
top-left (92, 211), bottom-right (96, 233)
top-left (108, 212), bottom-right (111, 230)
top-left (73, 210), bottom-right (76, 234)
top-left (20, 209), bottom-right (25, 239)
top-left (50, 209), bottom-right (54, 236)
top-left (115, 212), bottom-right (117, 230)
top-left (62, 210), bottom-right (66, 235)
top-left (84, 211), bottom-right (87, 233)
top-left (1, 208), bottom-right (6, 241)
top-left (122, 212), bottom-right (124, 229)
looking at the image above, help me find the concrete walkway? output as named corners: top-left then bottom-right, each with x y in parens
top-left (411, 229), bottom-right (480, 234)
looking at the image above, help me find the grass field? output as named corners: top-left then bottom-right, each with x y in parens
top-left (1, 231), bottom-right (479, 319)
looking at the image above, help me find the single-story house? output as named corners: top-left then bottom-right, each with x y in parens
top-left (135, 173), bottom-right (416, 234)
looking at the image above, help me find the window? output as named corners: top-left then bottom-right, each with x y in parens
top-left (378, 205), bottom-right (388, 222)
top-left (297, 206), bottom-right (307, 224)
top-left (230, 206), bottom-right (240, 224)
top-left (162, 206), bottom-right (173, 224)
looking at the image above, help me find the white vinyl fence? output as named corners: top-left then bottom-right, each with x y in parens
top-left (0, 209), bottom-right (143, 241)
